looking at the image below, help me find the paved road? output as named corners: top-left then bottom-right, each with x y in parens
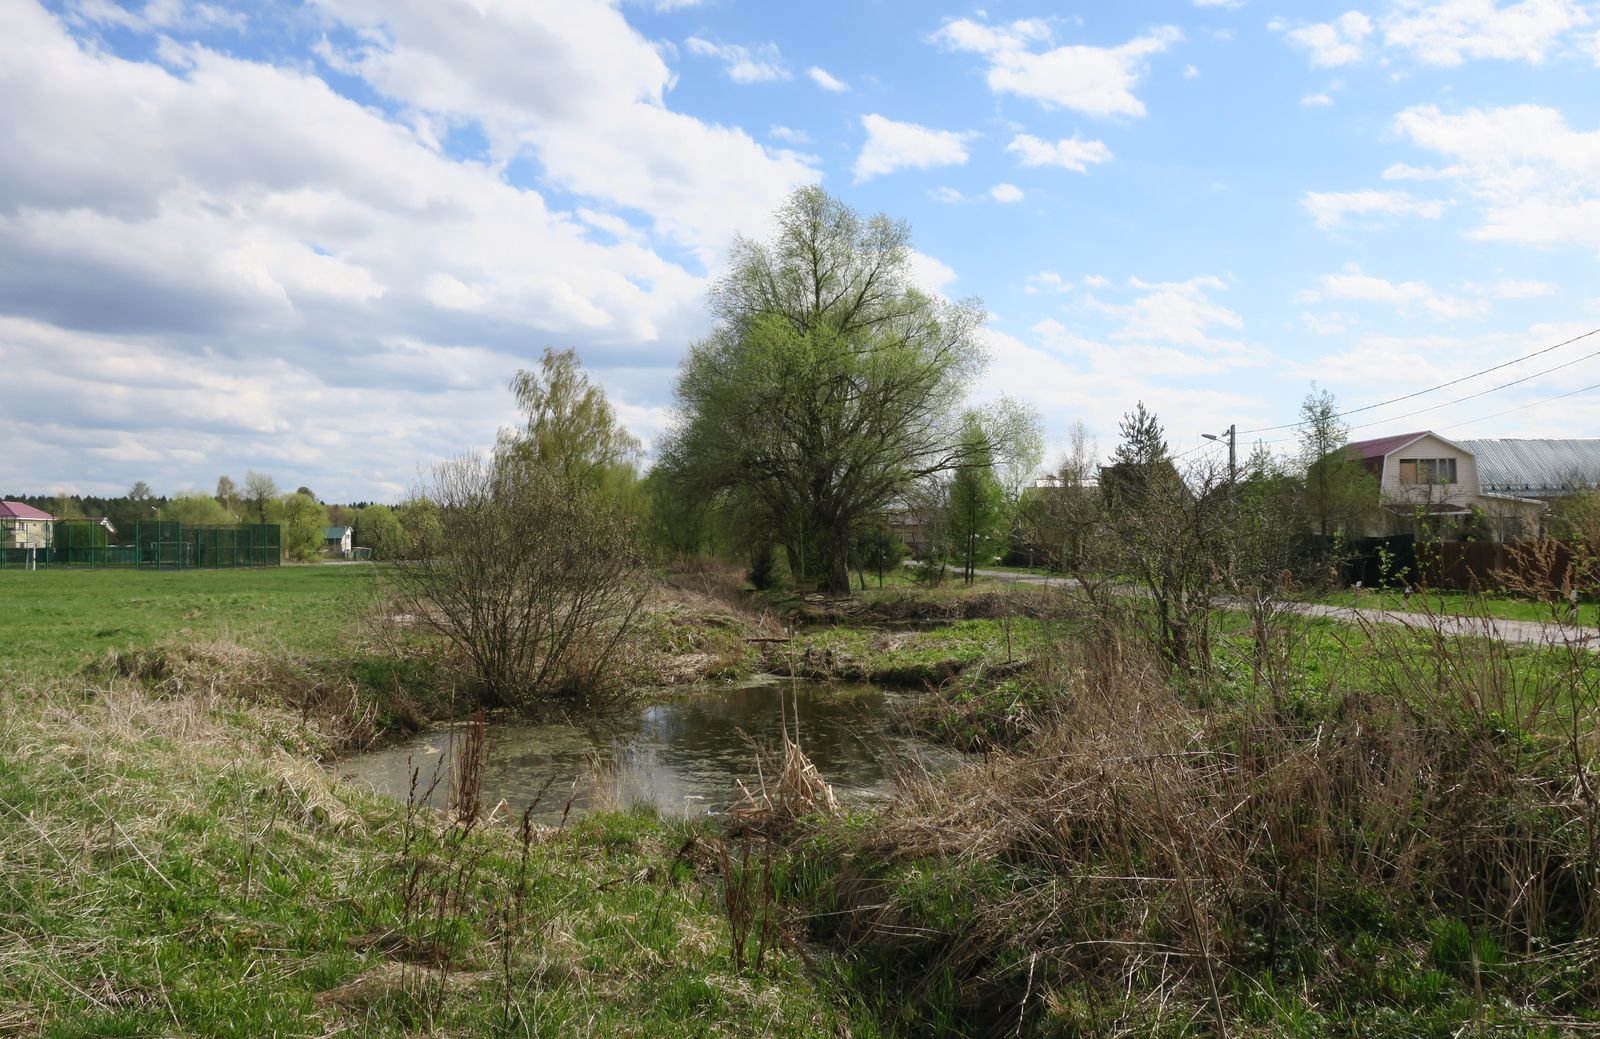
top-left (967, 567), bottom-right (1599, 651)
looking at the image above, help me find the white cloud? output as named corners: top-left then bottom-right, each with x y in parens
top-left (807, 65), bottom-right (848, 92)
top-left (906, 250), bottom-right (959, 297)
top-left (1274, 11), bottom-right (1374, 67)
top-left (1194, 0), bottom-right (1245, 7)
top-left (931, 16), bottom-right (1182, 117)
top-left (1381, 0), bottom-right (1591, 66)
top-left (1083, 274), bottom-right (1112, 288)
top-left (768, 124), bottom-right (809, 144)
top-left (990, 183), bottom-right (1025, 203)
top-left (852, 114), bottom-right (977, 182)
top-left (1101, 275), bottom-right (1254, 353)
top-left (67, 0), bottom-right (247, 33)
top-left (684, 36), bottom-right (789, 83)
top-left (1477, 278), bottom-right (1560, 298)
top-left (1184, 63), bottom-right (1201, 78)
top-left (0, 0), bottom-right (821, 496)
top-left (1302, 93), bottom-right (1334, 107)
top-left (1024, 271), bottom-right (1072, 294)
top-left (1302, 312), bottom-right (1353, 335)
top-left (1301, 188), bottom-right (1449, 229)
top-left (1299, 264), bottom-right (1490, 320)
top-left (1394, 103), bottom-right (1600, 249)
top-left (1007, 133), bottom-right (1113, 172)
top-left (975, 325), bottom-right (1262, 464)
top-left (306, 0), bottom-right (817, 262)
top-left (929, 186), bottom-right (966, 203)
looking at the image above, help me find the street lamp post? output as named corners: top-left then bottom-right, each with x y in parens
top-left (1201, 424), bottom-right (1237, 494)
top-left (1203, 424), bottom-right (1238, 584)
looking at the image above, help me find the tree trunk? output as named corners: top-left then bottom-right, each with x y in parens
top-left (821, 524), bottom-right (852, 595)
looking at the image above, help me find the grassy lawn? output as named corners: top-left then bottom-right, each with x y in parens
top-left (1317, 586), bottom-right (1594, 625)
top-left (0, 680), bottom-right (845, 1037)
top-left (0, 565), bottom-right (377, 678)
top-left (0, 565), bottom-right (851, 1037)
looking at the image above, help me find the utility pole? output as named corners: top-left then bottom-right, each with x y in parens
top-left (1203, 424), bottom-right (1239, 585)
top-left (1202, 424), bottom-right (1237, 511)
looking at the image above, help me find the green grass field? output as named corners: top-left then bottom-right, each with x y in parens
top-left (0, 565), bottom-right (376, 677)
top-left (0, 566), bottom-right (856, 1037)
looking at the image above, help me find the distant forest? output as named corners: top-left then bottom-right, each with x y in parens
top-left (3, 491), bottom-right (374, 537)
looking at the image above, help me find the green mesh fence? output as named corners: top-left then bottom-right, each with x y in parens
top-left (0, 521), bottom-right (281, 570)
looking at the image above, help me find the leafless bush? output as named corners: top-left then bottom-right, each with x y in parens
top-left (387, 452), bottom-right (647, 712)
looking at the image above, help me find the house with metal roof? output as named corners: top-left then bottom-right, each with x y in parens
top-left (323, 525), bottom-right (353, 557)
top-left (1, 501), bottom-right (55, 548)
top-left (1455, 439), bottom-right (1600, 500)
top-left (1345, 432), bottom-right (1546, 541)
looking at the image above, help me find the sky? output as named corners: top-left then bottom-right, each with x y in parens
top-left (2, 0), bottom-right (1598, 501)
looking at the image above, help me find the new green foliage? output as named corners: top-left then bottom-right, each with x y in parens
top-left (947, 414), bottom-right (1006, 584)
top-left (658, 186), bottom-right (987, 594)
top-left (270, 491), bottom-right (327, 562)
top-left (1300, 386), bottom-right (1378, 538)
top-left (352, 503), bottom-right (402, 560)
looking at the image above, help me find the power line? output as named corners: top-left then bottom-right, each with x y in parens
top-left (1235, 325), bottom-right (1600, 436)
top-left (1245, 335), bottom-right (1600, 447)
top-left (1436, 379), bottom-right (1600, 432)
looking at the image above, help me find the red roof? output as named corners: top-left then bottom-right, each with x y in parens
top-left (0, 501), bottom-right (55, 521)
top-left (1344, 431), bottom-right (1431, 478)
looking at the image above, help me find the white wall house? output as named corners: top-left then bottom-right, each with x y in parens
top-left (323, 525), bottom-right (353, 557)
top-left (1348, 432), bottom-right (1545, 541)
top-left (0, 501), bottom-right (55, 548)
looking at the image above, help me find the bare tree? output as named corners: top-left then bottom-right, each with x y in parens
top-left (244, 471), bottom-right (279, 524)
top-left (387, 453), bottom-right (647, 711)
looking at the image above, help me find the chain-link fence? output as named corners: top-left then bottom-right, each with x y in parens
top-left (0, 521), bottom-right (281, 570)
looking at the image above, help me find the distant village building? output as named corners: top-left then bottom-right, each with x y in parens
top-left (884, 508), bottom-right (930, 557)
top-left (0, 501), bottom-right (54, 548)
top-left (324, 525), bottom-right (354, 557)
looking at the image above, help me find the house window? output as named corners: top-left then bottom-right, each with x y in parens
top-left (1398, 458), bottom-right (1457, 485)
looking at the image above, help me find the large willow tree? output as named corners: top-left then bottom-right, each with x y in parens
top-left (658, 186), bottom-right (987, 594)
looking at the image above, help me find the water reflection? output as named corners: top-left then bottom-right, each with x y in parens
top-left (338, 677), bottom-right (957, 822)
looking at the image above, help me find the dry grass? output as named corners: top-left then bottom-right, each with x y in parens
top-left (0, 669), bottom-right (849, 1036)
top-left (91, 636), bottom-right (382, 757)
top-left (788, 611), bottom-right (1600, 1035)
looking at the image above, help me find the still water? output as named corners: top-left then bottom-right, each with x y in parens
top-left (338, 676), bottom-right (958, 822)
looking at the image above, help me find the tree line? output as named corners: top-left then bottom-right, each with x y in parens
top-left (7, 474), bottom-right (431, 563)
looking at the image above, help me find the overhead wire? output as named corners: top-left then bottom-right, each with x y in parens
top-left (1231, 330), bottom-right (1600, 448)
top-left (1233, 325), bottom-right (1600, 436)
top-left (1435, 379), bottom-right (1600, 432)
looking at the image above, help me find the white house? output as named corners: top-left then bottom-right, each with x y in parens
top-left (1347, 431), bottom-right (1546, 541)
top-left (323, 525), bottom-right (353, 557)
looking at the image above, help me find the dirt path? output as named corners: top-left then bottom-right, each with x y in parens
top-left (968, 567), bottom-right (1600, 651)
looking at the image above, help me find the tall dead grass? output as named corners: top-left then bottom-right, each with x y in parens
top-left (801, 608), bottom-right (1600, 1034)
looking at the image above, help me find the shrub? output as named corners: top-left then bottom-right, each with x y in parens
top-left (387, 452), bottom-right (646, 711)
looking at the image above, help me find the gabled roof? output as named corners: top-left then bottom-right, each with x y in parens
top-left (0, 501), bottom-right (54, 521)
top-left (1344, 430), bottom-right (1477, 478)
top-left (323, 526), bottom-right (352, 539)
top-left (1346, 431), bottom-right (1431, 463)
top-left (1344, 431), bottom-right (1430, 477)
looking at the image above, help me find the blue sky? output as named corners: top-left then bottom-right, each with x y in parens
top-left (2, 0), bottom-right (1598, 499)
